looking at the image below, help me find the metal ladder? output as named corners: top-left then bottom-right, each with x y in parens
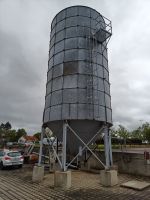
top-left (92, 32), bottom-right (100, 119)
top-left (85, 28), bottom-right (100, 119)
top-left (86, 31), bottom-right (93, 118)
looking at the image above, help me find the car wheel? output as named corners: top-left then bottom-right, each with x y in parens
top-left (18, 164), bottom-right (22, 168)
top-left (0, 162), bottom-right (4, 170)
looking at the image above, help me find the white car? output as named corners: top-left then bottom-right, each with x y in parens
top-left (42, 137), bottom-right (57, 146)
top-left (0, 149), bottom-right (24, 169)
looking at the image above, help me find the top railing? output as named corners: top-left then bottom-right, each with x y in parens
top-left (93, 14), bottom-right (112, 43)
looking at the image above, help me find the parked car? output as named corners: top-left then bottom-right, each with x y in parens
top-left (0, 149), bottom-right (24, 169)
top-left (6, 142), bottom-right (13, 147)
top-left (42, 137), bottom-right (57, 146)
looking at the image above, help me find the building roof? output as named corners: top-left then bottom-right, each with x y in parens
top-left (23, 135), bottom-right (38, 141)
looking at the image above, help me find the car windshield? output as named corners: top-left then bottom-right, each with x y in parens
top-left (0, 151), bottom-right (5, 156)
top-left (7, 152), bottom-right (21, 157)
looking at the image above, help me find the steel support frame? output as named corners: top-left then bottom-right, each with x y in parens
top-left (66, 124), bottom-right (106, 169)
top-left (104, 126), bottom-right (113, 169)
top-left (63, 122), bottom-right (113, 171)
top-left (67, 124), bottom-right (113, 170)
top-left (38, 122), bottom-right (113, 171)
top-left (38, 126), bottom-right (44, 166)
top-left (45, 132), bottom-right (62, 169)
top-left (62, 122), bottom-right (67, 171)
top-left (67, 127), bottom-right (103, 168)
top-left (38, 126), bottom-right (62, 168)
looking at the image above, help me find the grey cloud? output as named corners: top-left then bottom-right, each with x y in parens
top-left (0, 0), bottom-right (150, 134)
top-left (0, 29), bottom-right (44, 131)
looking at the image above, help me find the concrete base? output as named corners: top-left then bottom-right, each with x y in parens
top-left (100, 170), bottom-right (118, 186)
top-left (121, 180), bottom-right (150, 191)
top-left (32, 165), bottom-right (44, 182)
top-left (54, 171), bottom-right (71, 189)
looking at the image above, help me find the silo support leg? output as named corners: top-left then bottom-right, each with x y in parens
top-left (109, 130), bottom-right (113, 167)
top-left (38, 127), bottom-right (44, 166)
top-left (104, 127), bottom-right (111, 169)
top-left (54, 122), bottom-right (71, 188)
top-left (32, 126), bottom-right (44, 182)
top-left (101, 127), bottom-right (118, 186)
top-left (62, 122), bottom-right (67, 171)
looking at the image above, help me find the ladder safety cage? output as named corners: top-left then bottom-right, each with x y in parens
top-left (94, 14), bottom-right (112, 45)
top-left (85, 27), bottom-right (94, 118)
top-left (85, 13), bottom-right (112, 119)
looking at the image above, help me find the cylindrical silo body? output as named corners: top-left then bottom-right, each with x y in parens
top-left (43, 6), bottom-right (112, 155)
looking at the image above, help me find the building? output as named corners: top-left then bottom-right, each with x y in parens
top-left (18, 136), bottom-right (38, 145)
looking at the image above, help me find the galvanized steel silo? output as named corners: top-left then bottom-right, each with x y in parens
top-left (43, 6), bottom-right (112, 155)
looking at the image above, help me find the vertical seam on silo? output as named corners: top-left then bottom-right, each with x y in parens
top-left (86, 17), bottom-right (91, 119)
top-left (61, 9), bottom-right (66, 121)
top-left (87, 9), bottom-right (94, 120)
top-left (94, 22), bottom-right (98, 120)
top-left (92, 11), bottom-right (95, 120)
top-left (77, 6), bottom-right (79, 120)
top-left (90, 8), bottom-right (94, 120)
top-left (108, 56), bottom-right (112, 123)
top-left (49, 26), bottom-right (55, 121)
top-left (102, 42), bottom-right (108, 124)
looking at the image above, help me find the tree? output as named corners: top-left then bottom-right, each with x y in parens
top-left (0, 123), bottom-right (5, 129)
top-left (0, 122), bottom-right (12, 130)
top-left (116, 125), bottom-right (130, 139)
top-left (33, 132), bottom-right (41, 140)
top-left (0, 122), bottom-right (12, 143)
top-left (7, 129), bottom-right (17, 142)
top-left (110, 127), bottom-right (118, 137)
top-left (142, 123), bottom-right (150, 143)
top-left (0, 126), bottom-right (3, 145)
top-left (16, 128), bottom-right (27, 141)
top-left (0, 122), bottom-right (29, 144)
top-left (131, 122), bottom-right (150, 143)
top-left (5, 122), bottom-right (12, 130)
top-left (131, 127), bottom-right (143, 140)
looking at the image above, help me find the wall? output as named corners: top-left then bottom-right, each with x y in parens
top-left (81, 151), bottom-right (150, 177)
top-left (116, 152), bottom-right (150, 177)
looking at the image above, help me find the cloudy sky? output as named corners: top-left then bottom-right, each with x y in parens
top-left (0, 0), bottom-right (150, 134)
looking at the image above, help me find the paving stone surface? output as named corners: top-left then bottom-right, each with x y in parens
top-left (0, 166), bottom-right (150, 200)
top-left (121, 180), bottom-right (150, 191)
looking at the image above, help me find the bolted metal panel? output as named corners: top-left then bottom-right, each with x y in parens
top-left (52, 63), bottom-right (63, 78)
top-left (43, 6), bottom-right (112, 152)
